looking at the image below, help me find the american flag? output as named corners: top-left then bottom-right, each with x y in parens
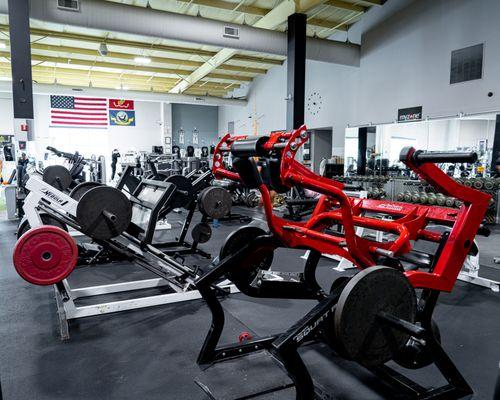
top-left (50, 95), bottom-right (108, 127)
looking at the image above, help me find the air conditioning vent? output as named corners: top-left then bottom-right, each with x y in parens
top-left (57, 0), bottom-right (80, 11)
top-left (223, 26), bottom-right (239, 39)
top-left (194, 97), bottom-right (205, 102)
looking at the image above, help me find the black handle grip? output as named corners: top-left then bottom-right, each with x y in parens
top-left (400, 147), bottom-right (478, 165)
top-left (46, 146), bottom-right (77, 160)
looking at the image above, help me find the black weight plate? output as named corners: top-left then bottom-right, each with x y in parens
top-left (69, 181), bottom-right (103, 201)
top-left (43, 165), bottom-right (72, 191)
top-left (198, 186), bottom-right (232, 219)
top-left (220, 226), bottom-right (274, 291)
top-left (166, 175), bottom-right (195, 209)
top-left (394, 320), bottom-right (441, 369)
top-left (17, 212), bottom-right (68, 239)
top-left (245, 191), bottom-right (260, 208)
top-left (76, 186), bottom-right (132, 240)
top-left (333, 266), bottom-right (417, 367)
top-left (191, 222), bottom-right (212, 244)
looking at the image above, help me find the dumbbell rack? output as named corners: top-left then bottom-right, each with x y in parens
top-left (320, 176), bottom-right (500, 292)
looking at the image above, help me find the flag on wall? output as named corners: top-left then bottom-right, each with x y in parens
top-left (109, 99), bottom-right (134, 110)
top-left (109, 98), bottom-right (136, 126)
top-left (50, 95), bottom-right (108, 127)
top-left (109, 110), bottom-right (136, 126)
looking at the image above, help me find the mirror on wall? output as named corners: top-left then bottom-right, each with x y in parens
top-left (345, 113), bottom-right (497, 178)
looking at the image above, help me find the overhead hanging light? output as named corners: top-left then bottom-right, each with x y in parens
top-left (134, 56), bottom-right (151, 64)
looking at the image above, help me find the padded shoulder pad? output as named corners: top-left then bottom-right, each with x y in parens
top-left (269, 157), bottom-right (289, 193)
top-left (231, 136), bottom-right (269, 158)
top-left (233, 157), bottom-right (263, 189)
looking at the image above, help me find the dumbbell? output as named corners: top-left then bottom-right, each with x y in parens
top-left (403, 191), bottom-right (412, 202)
top-left (411, 192), bottom-right (421, 203)
top-left (463, 179), bottom-right (473, 187)
top-left (427, 193), bottom-right (437, 205)
top-left (472, 179), bottom-right (484, 190)
top-left (454, 199), bottom-right (462, 208)
top-left (397, 192), bottom-right (405, 202)
top-left (445, 197), bottom-right (455, 207)
top-left (484, 179), bottom-right (495, 190)
top-left (436, 194), bottom-right (446, 206)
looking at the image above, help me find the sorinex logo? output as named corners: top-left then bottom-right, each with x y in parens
top-left (377, 203), bottom-right (404, 212)
top-left (41, 188), bottom-right (69, 206)
top-left (293, 305), bottom-right (335, 343)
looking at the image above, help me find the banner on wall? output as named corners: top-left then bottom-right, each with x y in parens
top-left (109, 99), bottom-right (136, 126)
top-left (109, 99), bottom-right (134, 109)
top-left (109, 110), bottom-right (136, 126)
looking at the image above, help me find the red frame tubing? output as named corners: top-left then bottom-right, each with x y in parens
top-left (212, 127), bottom-right (491, 293)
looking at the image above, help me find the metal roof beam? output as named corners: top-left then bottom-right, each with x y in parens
top-left (0, 24), bottom-right (285, 67)
top-left (325, 0), bottom-right (365, 12)
top-left (28, 42), bottom-right (268, 74)
top-left (0, 51), bottom-right (254, 83)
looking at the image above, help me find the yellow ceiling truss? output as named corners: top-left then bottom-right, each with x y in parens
top-left (0, 0), bottom-right (380, 98)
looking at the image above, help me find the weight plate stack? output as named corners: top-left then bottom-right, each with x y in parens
top-left (220, 226), bottom-right (274, 292)
top-left (42, 165), bottom-right (72, 191)
top-left (198, 186), bottom-right (232, 219)
top-left (69, 181), bottom-right (103, 201)
top-left (333, 266), bottom-right (417, 367)
top-left (13, 226), bottom-right (78, 285)
top-left (76, 186), bottom-right (132, 240)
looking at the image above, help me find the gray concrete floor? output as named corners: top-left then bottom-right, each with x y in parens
top-left (0, 208), bottom-right (499, 399)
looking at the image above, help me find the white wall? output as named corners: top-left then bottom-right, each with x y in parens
top-left (1, 92), bottom-right (163, 173)
top-left (0, 96), bottom-right (13, 133)
top-left (353, 0), bottom-right (500, 125)
top-left (218, 59), bottom-right (358, 156)
top-left (220, 0), bottom-right (500, 157)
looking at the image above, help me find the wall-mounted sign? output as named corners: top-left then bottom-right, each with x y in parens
top-left (397, 106), bottom-right (422, 123)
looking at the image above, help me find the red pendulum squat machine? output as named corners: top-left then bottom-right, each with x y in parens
top-left (194, 125), bottom-right (491, 399)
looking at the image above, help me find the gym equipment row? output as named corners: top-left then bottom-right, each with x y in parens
top-left (14, 162), bottom-right (236, 339)
top-left (9, 127), bottom-right (496, 398)
top-left (193, 126), bottom-right (490, 399)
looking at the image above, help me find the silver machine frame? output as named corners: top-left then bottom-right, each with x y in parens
top-left (23, 174), bottom-right (237, 340)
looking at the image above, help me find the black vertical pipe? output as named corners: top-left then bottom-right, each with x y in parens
top-left (8, 0), bottom-right (34, 119)
top-left (491, 114), bottom-right (500, 173)
top-left (286, 13), bottom-right (307, 131)
top-left (357, 127), bottom-right (368, 175)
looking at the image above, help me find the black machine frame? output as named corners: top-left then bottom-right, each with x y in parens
top-left (194, 232), bottom-right (473, 400)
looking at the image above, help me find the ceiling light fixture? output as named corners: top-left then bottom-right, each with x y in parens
top-left (0, 42), bottom-right (6, 49)
top-left (134, 56), bottom-right (151, 64)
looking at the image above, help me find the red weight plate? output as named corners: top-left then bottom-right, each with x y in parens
top-left (13, 226), bottom-right (78, 285)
